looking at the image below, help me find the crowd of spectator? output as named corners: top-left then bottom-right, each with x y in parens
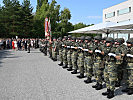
top-left (0, 38), bottom-right (39, 51)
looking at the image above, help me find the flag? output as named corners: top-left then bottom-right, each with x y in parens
top-left (48, 17), bottom-right (52, 37)
top-left (45, 17), bottom-right (48, 37)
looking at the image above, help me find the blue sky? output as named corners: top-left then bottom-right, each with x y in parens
top-left (0, 0), bottom-right (127, 25)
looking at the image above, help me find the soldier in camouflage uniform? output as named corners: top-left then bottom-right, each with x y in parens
top-left (43, 39), bottom-right (48, 56)
top-left (101, 37), bottom-right (117, 98)
top-left (67, 35), bottom-right (73, 71)
top-left (52, 38), bottom-right (58, 61)
top-left (83, 36), bottom-right (94, 83)
top-left (62, 36), bottom-right (68, 68)
top-left (92, 36), bottom-right (103, 90)
top-left (124, 38), bottom-right (133, 95)
top-left (58, 37), bottom-right (64, 66)
top-left (48, 39), bottom-right (52, 59)
top-left (71, 37), bottom-right (79, 74)
top-left (115, 38), bottom-right (127, 87)
top-left (77, 36), bottom-right (85, 78)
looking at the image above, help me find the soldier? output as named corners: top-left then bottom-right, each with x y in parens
top-left (71, 37), bottom-right (79, 74)
top-left (115, 38), bottom-right (127, 87)
top-left (43, 39), bottom-right (48, 56)
top-left (27, 39), bottom-right (31, 53)
top-left (124, 38), bottom-right (133, 95)
top-left (101, 37), bottom-right (117, 98)
top-left (92, 36), bottom-right (103, 90)
top-left (48, 39), bottom-right (53, 59)
top-left (52, 38), bottom-right (58, 61)
top-left (77, 36), bottom-right (85, 78)
top-left (58, 37), bottom-right (64, 66)
top-left (67, 35), bottom-right (73, 71)
top-left (83, 36), bottom-right (94, 83)
top-left (62, 36), bottom-right (68, 68)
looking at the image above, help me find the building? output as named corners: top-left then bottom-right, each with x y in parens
top-left (103, 0), bottom-right (133, 40)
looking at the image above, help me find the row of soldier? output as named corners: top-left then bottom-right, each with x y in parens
top-left (39, 35), bottom-right (133, 99)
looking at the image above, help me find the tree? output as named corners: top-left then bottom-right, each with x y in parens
top-left (73, 23), bottom-right (87, 30)
top-left (34, 0), bottom-right (61, 38)
top-left (59, 8), bottom-right (73, 36)
top-left (20, 0), bottom-right (33, 37)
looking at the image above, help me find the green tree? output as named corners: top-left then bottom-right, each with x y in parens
top-left (59, 8), bottom-right (73, 36)
top-left (34, 0), bottom-right (60, 38)
top-left (20, 0), bottom-right (33, 37)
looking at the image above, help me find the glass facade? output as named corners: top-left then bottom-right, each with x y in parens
top-left (118, 7), bottom-right (131, 15)
top-left (105, 12), bottom-right (115, 19)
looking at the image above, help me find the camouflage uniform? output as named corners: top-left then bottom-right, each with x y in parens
top-left (84, 37), bottom-right (94, 83)
top-left (66, 36), bottom-right (73, 70)
top-left (58, 37), bottom-right (63, 66)
top-left (102, 37), bottom-right (117, 98)
top-left (52, 39), bottom-right (58, 61)
top-left (71, 38), bottom-right (79, 74)
top-left (92, 36), bottom-right (103, 90)
top-left (77, 36), bottom-right (85, 78)
top-left (62, 37), bottom-right (68, 68)
top-left (115, 38), bottom-right (127, 86)
top-left (43, 39), bottom-right (48, 56)
top-left (124, 38), bottom-right (133, 95)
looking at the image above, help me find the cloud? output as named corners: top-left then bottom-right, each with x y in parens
top-left (86, 16), bottom-right (102, 19)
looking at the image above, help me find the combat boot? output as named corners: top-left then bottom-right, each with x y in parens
top-left (92, 82), bottom-right (99, 88)
top-left (77, 73), bottom-right (84, 79)
top-left (122, 88), bottom-right (129, 93)
top-left (107, 90), bottom-right (114, 99)
top-left (53, 59), bottom-right (57, 61)
top-left (127, 88), bottom-right (133, 95)
top-left (102, 89), bottom-right (110, 96)
top-left (58, 62), bottom-right (63, 66)
top-left (62, 64), bottom-right (68, 69)
top-left (84, 77), bottom-right (92, 84)
top-left (67, 67), bottom-right (73, 71)
top-left (115, 81), bottom-right (121, 87)
top-left (96, 84), bottom-right (103, 90)
top-left (71, 70), bottom-right (77, 74)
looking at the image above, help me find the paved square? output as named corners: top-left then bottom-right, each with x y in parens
top-left (0, 49), bottom-right (133, 100)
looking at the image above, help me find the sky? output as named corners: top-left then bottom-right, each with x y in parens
top-left (0, 0), bottom-right (127, 25)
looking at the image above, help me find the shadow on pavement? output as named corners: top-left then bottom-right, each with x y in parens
top-left (0, 50), bottom-right (21, 67)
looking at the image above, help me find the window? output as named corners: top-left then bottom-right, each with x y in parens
top-left (117, 7), bottom-right (131, 15)
top-left (105, 12), bottom-right (115, 19)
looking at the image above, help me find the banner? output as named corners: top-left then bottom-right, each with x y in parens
top-left (45, 17), bottom-right (48, 37)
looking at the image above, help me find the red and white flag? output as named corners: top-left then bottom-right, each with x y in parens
top-left (48, 18), bottom-right (52, 37)
top-left (45, 17), bottom-right (48, 37)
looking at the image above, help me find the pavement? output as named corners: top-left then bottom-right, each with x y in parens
top-left (0, 49), bottom-right (133, 100)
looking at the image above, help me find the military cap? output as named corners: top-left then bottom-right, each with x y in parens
top-left (116, 38), bottom-right (123, 44)
top-left (80, 36), bottom-right (85, 40)
top-left (72, 36), bottom-right (76, 41)
top-left (85, 36), bottom-right (92, 41)
top-left (68, 35), bottom-right (72, 38)
top-left (58, 37), bottom-right (62, 40)
top-left (106, 37), bottom-right (114, 43)
top-left (64, 36), bottom-right (68, 40)
top-left (126, 38), bottom-right (133, 44)
top-left (102, 37), bottom-right (107, 40)
top-left (119, 38), bottom-right (125, 43)
top-left (94, 36), bottom-right (102, 40)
